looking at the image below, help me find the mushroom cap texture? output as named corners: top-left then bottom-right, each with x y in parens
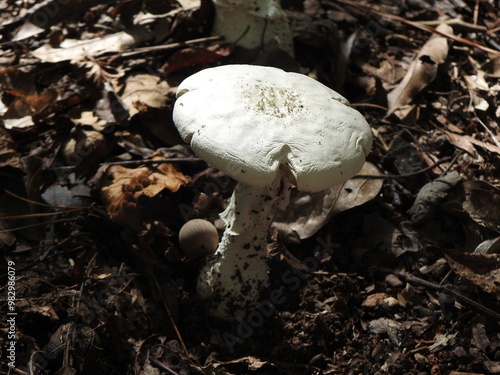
top-left (173, 65), bottom-right (373, 192)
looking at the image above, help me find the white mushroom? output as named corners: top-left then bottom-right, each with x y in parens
top-left (173, 64), bottom-right (372, 319)
top-left (212, 0), bottom-right (294, 56)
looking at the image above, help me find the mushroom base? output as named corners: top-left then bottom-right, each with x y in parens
top-left (197, 173), bottom-right (290, 320)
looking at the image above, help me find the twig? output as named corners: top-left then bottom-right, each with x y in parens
top-left (355, 157), bottom-right (452, 179)
top-left (476, 116), bottom-right (500, 148)
top-left (0, 208), bottom-right (84, 221)
top-left (417, 18), bottom-right (487, 32)
top-left (150, 358), bottom-right (180, 375)
top-left (47, 158), bottom-right (204, 172)
top-left (102, 158), bottom-right (203, 167)
top-left (2, 188), bottom-right (84, 210)
top-left (143, 267), bottom-right (190, 358)
top-left (0, 366), bottom-right (29, 375)
top-left (0, 233), bottom-right (93, 278)
top-left (106, 36), bottom-right (224, 59)
top-left (0, 218), bottom-right (78, 233)
top-left (330, 0), bottom-right (500, 57)
top-left (350, 103), bottom-right (388, 111)
top-left (439, 150), bottom-right (464, 176)
top-left (399, 272), bottom-right (500, 321)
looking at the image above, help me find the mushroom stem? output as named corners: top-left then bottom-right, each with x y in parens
top-left (197, 172), bottom-right (291, 319)
top-left (211, 0), bottom-right (295, 57)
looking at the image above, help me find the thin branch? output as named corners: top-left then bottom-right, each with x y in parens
top-left (107, 36), bottom-right (224, 59)
top-left (0, 218), bottom-right (77, 233)
top-left (417, 18), bottom-right (487, 32)
top-left (355, 157), bottom-right (452, 179)
top-left (102, 158), bottom-right (204, 167)
top-left (350, 103), bottom-right (389, 111)
top-left (150, 358), bottom-right (180, 375)
top-left (0, 208), bottom-right (84, 221)
top-left (399, 272), bottom-right (500, 321)
top-left (331, 0), bottom-right (500, 57)
top-left (2, 188), bottom-right (85, 210)
top-left (439, 150), bottom-right (464, 176)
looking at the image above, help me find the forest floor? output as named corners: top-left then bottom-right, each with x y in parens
top-left (1, 0), bottom-right (500, 374)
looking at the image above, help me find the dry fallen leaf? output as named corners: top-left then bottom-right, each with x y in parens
top-left (352, 213), bottom-right (422, 259)
top-left (428, 332), bottom-right (458, 353)
top-left (387, 24), bottom-right (453, 117)
top-left (368, 318), bottom-right (404, 344)
top-left (62, 127), bottom-right (108, 172)
top-left (361, 293), bottom-right (398, 308)
top-left (0, 68), bottom-right (91, 129)
top-left (41, 183), bottom-right (91, 207)
top-left (94, 83), bottom-right (129, 125)
top-left (464, 73), bottom-right (490, 111)
top-left (12, 0), bottom-right (117, 41)
top-left (0, 127), bottom-right (24, 171)
top-left (31, 26), bottom-right (154, 63)
top-left (68, 109), bottom-right (107, 131)
top-left (482, 57), bottom-right (500, 78)
top-left (3, 88), bottom-right (58, 129)
top-left (273, 162), bottom-right (383, 241)
top-left (101, 160), bottom-right (189, 232)
top-left (76, 60), bottom-right (125, 86)
top-left (161, 44), bottom-right (234, 74)
top-left (44, 322), bottom-right (101, 374)
top-left (119, 74), bottom-right (175, 118)
top-left (463, 180), bottom-right (500, 233)
top-left (361, 59), bottom-right (407, 85)
top-left (473, 236), bottom-right (500, 254)
top-left (208, 356), bottom-right (318, 375)
top-left (408, 171), bottom-right (461, 225)
top-left (444, 250), bottom-right (500, 298)
top-left (0, 68), bottom-right (37, 99)
top-left (443, 130), bottom-right (478, 157)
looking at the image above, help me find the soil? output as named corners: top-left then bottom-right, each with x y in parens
top-left (1, 0), bottom-right (500, 374)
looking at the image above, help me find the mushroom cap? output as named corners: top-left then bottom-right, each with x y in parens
top-left (173, 65), bottom-right (373, 192)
